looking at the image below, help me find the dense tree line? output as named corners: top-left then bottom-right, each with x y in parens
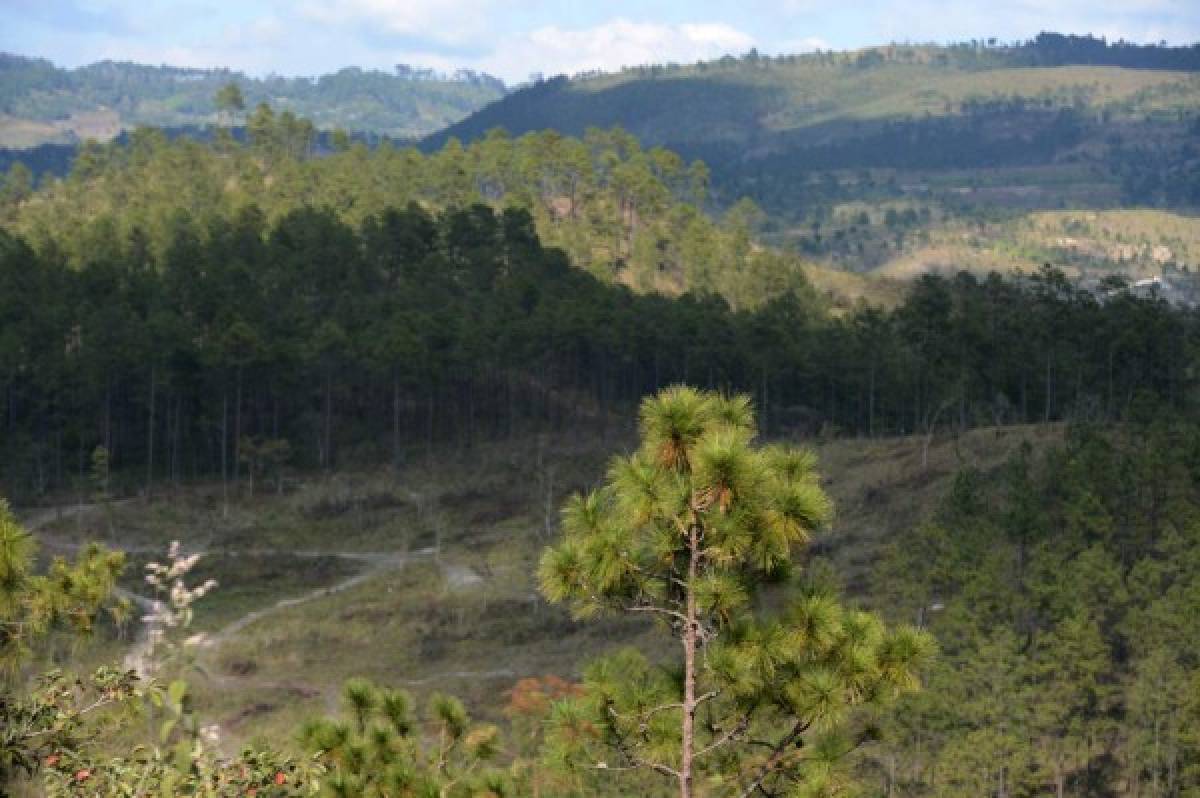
top-left (1110, 130), bottom-right (1200, 207)
top-left (2, 112), bottom-right (1197, 502)
top-left (0, 118), bottom-right (807, 310)
top-left (0, 185), bottom-right (1195, 500)
top-left (1014, 33), bottom-right (1200, 72)
top-left (703, 107), bottom-right (1087, 213)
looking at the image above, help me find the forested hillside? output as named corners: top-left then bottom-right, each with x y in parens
top-left (0, 113), bottom-right (1194, 502)
top-left (0, 53), bottom-right (505, 147)
top-left (867, 416), bottom-right (1200, 796)
top-left (6, 31), bottom-right (1200, 798)
top-left (425, 35), bottom-right (1200, 278)
top-left (0, 117), bottom-right (811, 306)
top-left (6, 37), bottom-right (1199, 280)
top-left (428, 35), bottom-right (1200, 171)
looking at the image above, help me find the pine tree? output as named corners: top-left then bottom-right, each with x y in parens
top-left (0, 500), bottom-right (125, 673)
top-left (539, 387), bottom-right (934, 797)
top-left (1, 499), bottom-right (128, 788)
top-left (299, 678), bottom-right (509, 797)
top-left (214, 83), bottom-right (245, 128)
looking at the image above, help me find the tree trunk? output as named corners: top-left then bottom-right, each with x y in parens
top-left (868, 360), bottom-right (877, 438)
top-left (104, 381), bottom-right (113, 455)
top-left (426, 385), bottom-right (435, 463)
top-left (680, 520), bottom-right (700, 798)
top-left (146, 367), bottom-right (155, 496)
top-left (233, 367), bottom-right (243, 484)
top-left (221, 389), bottom-right (229, 519)
top-left (1044, 352), bottom-right (1053, 423)
top-left (392, 374), bottom-right (401, 469)
top-left (1108, 346), bottom-right (1115, 420)
top-left (323, 373), bottom-right (333, 470)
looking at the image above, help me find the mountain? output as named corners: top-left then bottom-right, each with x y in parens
top-left (5, 36), bottom-right (1199, 282)
top-left (427, 35), bottom-right (1200, 157)
top-left (425, 35), bottom-right (1200, 278)
top-left (0, 53), bottom-right (506, 147)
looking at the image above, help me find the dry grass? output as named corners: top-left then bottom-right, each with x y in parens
top-left (573, 60), bottom-right (1199, 131)
top-left (1022, 209), bottom-right (1200, 272)
top-left (0, 115), bottom-right (66, 149)
top-left (870, 243), bottom-right (1039, 280)
top-left (0, 110), bottom-right (123, 148)
top-left (812, 424), bottom-right (1063, 594)
top-left (803, 262), bottom-right (908, 310)
top-left (865, 207), bottom-right (1200, 282)
top-left (30, 423), bottom-right (1065, 752)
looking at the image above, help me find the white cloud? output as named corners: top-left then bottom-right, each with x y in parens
top-left (15, 0), bottom-right (1197, 84)
top-left (297, 0), bottom-right (495, 44)
top-left (478, 18), bottom-right (755, 80)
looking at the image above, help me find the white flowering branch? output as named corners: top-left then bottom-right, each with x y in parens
top-left (134, 541), bottom-right (218, 678)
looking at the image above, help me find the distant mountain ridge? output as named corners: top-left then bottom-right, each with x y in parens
top-left (0, 53), bottom-right (506, 147)
top-left (421, 34), bottom-right (1200, 241)
top-left (4, 34), bottom-right (1199, 283)
top-left (426, 34), bottom-right (1200, 154)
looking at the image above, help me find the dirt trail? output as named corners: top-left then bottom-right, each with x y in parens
top-left (207, 547), bottom-right (435, 645)
top-left (21, 502), bottom-right (484, 657)
top-left (21, 501), bottom-right (492, 711)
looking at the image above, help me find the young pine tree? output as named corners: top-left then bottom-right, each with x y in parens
top-left (539, 387), bottom-right (934, 798)
top-left (0, 499), bottom-right (129, 789)
top-left (0, 500), bottom-right (125, 673)
top-left (299, 678), bottom-right (509, 798)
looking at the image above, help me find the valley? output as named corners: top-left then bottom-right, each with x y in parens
top-left (22, 424), bottom-right (1055, 750)
top-left (3, 22), bottom-right (1200, 798)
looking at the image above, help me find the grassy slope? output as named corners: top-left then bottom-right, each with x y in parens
top-left (434, 52), bottom-right (1200, 151)
top-left (578, 61), bottom-right (1197, 131)
top-left (870, 208), bottom-right (1200, 280)
top-left (27, 423), bottom-right (1060, 751)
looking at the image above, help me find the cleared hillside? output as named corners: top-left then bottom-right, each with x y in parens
top-left (430, 59), bottom-right (1198, 152)
top-left (30, 423), bottom-right (1058, 744)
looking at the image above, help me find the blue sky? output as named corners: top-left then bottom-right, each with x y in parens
top-left (4, 0), bottom-right (1199, 83)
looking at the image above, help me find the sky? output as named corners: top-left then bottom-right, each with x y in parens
top-left (3, 0), bottom-right (1199, 84)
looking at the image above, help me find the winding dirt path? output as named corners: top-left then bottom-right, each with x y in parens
top-left (206, 547), bottom-right (436, 645)
top-left (21, 498), bottom-right (501, 735)
top-left (21, 502), bottom-right (484, 665)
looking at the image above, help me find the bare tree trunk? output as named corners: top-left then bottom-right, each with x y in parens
top-left (146, 367), bottom-right (155, 496)
top-left (1044, 353), bottom-right (1053, 423)
top-left (869, 360), bottom-right (877, 438)
top-left (323, 373), bottom-right (333, 470)
top-left (221, 389), bottom-right (229, 519)
top-left (680, 521), bottom-right (699, 798)
top-left (1108, 346), bottom-right (1115, 420)
top-left (104, 381), bottom-right (113, 454)
top-left (392, 374), bottom-right (401, 469)
top-left (233, 367), bottom-right (243, 484)
top-left (426, 385), bottom-right (435, 464)
top-left (921, 399), bottom-right (951, 471)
